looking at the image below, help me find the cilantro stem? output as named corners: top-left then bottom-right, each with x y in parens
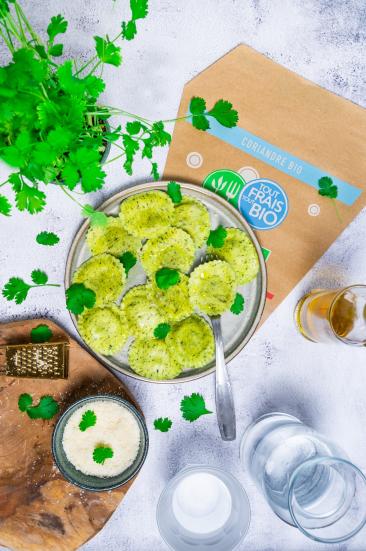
top-left (0, 27), bottom-right (13, 52)
top-left (333, 199), bottom-right (343, 223)
top-left (104, 152), bottom-right (125, 164)
top-left (160, 114), bottom-right (193, 124)
top-left (0, 179), bottom-right (9, 188)
top-left (30, 283), bottom-right (61, 288)
top-left (14, 4), bottom-right (27, 43)
top-left (60, 185), bottom-right (85, 209)
top-left (74, 31), bottom-right (123, 76)
top-left (16, 2), bottom-right (43, 47)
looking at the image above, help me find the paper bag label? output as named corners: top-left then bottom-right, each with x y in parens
top-left (239, 179), bottom-right (289, 230)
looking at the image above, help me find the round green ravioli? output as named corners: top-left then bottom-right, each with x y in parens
top-left (173, 196), bottom-right (210, 248)
top-left (140, 227), bottom-right (195, 275)
top-left (119, 190), bottom-right (174, 239)
top-left (86, 216), bottom-right (141, 257)
top-left (207, 227), bottom-right (259, 284)
top-left (128, 338), bottom-right (182, 380)
top-left (167, 315), bottom-right (215, 369)
top-left (121, 284), bottom-right (164, 337)
top-left (72, 254), bottom-right (125, 306)
top-left (189, 260), bottom-right (236, 316)
top-left (151, 273), bottom-right (193, 323)
top-left (78, 304), bottom-right (129, 355)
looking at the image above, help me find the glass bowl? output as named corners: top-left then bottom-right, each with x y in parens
top-left (52, 394), bottom-right (149, 491)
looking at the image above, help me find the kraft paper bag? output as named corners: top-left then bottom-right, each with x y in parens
top-left (164, 44), bottom-right (366, 322)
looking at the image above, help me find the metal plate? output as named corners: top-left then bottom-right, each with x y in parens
top-left (65, 182), bottom-right (267, 383)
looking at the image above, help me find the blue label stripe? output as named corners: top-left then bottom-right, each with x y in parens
top-left (196, 118), bottom-right (361, 206)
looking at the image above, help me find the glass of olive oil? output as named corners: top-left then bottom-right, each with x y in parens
top-left (295, 285), bottom-right (366, 345)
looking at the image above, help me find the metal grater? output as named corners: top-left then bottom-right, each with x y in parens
top-left (0, 341), bottom-right (69, 379)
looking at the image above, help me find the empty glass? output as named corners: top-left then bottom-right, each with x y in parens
top-left (295, 285), bottom-right (366, 345)
top-left (240, 413), bottom-right (366, 543)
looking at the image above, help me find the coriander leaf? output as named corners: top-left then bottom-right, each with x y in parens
top-left (47, 14), bottom-right (68, 42)
top-left (12, 181), bottom-right (46, 214)
top-left (167, 181), bottom-right (182, 204)
top-left (154, 323), bottom-right (171, 339)
top-left (119, 251), bottom-right (137, 275)
top-left (191, 114), bottom-right (210, 131)
top-left (151, 121), bottom-right (171, 146)
top-left (123, 134), bottom-right (139, 175)
top-left (155, 268), bottom-right (180, 290)
top-left (208, 99), bottom-right (239, 128)
top-left (318, 176), bottom-right (338, 199)
top-left (2, 277), bottom-right (30, 304)
top-left (79, 409), bottom-right (97, 431)
top-left (180, 393), bottom-right (212, 423)
top-left (18, 393), bottom-right (33, 412)
top-left (31, 324), bottom-right (53, 343)
top-left (66, 282), bottom-right (96, 315)
top-left (230, 293), bottom-right (245, 315)
top-left (0, 194), bottom-right (11, 216)
top-left (126, 121), bottom-right (142, 135)
top-left (207, 225), bottom-right (227, 248)
top-left (122, 20), bottom-right (137, 40)
top-left (154, 417), bottom-right (172, 432)
top-left (31, 269), bottom-right (48, 285)
top-left (94, 36), bottom-right (122, 67)
top-left (151, 161), bottom-right (159, 181)
top-left (49, 44), bottom-right (63, 57)
top-left (189, 96), bottom-right (206, 115)
top-left (93, 445), bottom-right (114, 464)
top-left (82, 204), bottom-right (108, 227)
top-left (34, 44), bottom-right (47, 59)
top-left (26, 395), bottom-right (60, 420)
top-left (130, 0), bottom-right (149, 20)
top-left (84, 75), bottom-right (105, 99)
top-left (36, 231), bottom-right (60, 246)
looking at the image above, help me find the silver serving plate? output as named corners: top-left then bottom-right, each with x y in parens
top-left (65, 182), bottom-right (267, 383)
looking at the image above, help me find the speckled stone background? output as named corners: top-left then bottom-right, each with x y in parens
top-left (1, 1), bottom-right (366, 550)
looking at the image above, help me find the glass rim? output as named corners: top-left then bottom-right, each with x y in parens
top-left (328, 284), bottom-right (366, 345)
top-left (288, 456), bottom-right (366, 544)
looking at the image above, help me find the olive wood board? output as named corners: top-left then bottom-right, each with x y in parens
top-left (0, 318), bottom-right (141, 551)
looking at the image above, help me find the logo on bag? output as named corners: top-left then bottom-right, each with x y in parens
top-left (203, 169), bottom-right (245, 208)
top-left (238, 179), bottom-right (288, 230)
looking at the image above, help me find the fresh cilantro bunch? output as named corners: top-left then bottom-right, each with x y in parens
top-left (0, 1), bottom-right (238, 224)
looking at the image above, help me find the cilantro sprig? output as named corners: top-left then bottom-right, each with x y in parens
top-left (66, 283), bottom-right (96, 315)
top-left (167, 181), bottom-right (182, 204)
top-left (30, 324), bottom-right (53, 343)
top-left (230, 293), bottom-right (245, 315)
top-left (154, 323), bottom-right (171, 339)
top-left (2, 271), bottom-right (60, 305)
top-left (189, 97), bottom-right (239, 131)
top-left (180, 393), bottom-right (212, 423)
top-left (36, 231), bottom-right (60, 246)
top-left (154, 417), bottom-right (172, 432)
top-left (93, 445), bottom-right (114, 464)
top-left (79, 410), bottom-right (97, 432)
top-left (207, 225), bottom-right (227, 248)
top-left (18, 393), bottom-right (60, 420)
top-left (317, 176), bottom-right (342, 222)
top-left (155, 268), bottom-right (181, 290)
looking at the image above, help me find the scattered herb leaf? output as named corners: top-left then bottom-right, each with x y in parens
top-left (154, 323), bottom-right (171, 339)
top-left (120, 251), bottom-right (137, 275)
top-left (207, 225), bottom-right (227, 248)
top-left (93, 445), bottom-right (114, 464)
top-left (31, 324), bottom-right (53, 343)
top-left (79, 410), bottom-right (97, 432)
top-left (31, 269), bottom-right (48, 285)
top-left (151, 161), bottom-right (159, 181)
top-left (2, 277), bottom-right (31, 304)
top-left (154, 417), bottom-right (172, 432)
top-left (167, 181), bottom-right (182, 204)
top-left (230, 293), bottom-right (245, 315)
top-left (155, 268), bottom-right (181, 290)
top-left (0, 194), bottom-right (11, 216)
top-left (66, 283), bottom-right (96, 315)
top-left (318, 176), bottom-right (338, 199)
top-left (36, 231), bottom-right (60, 246)
top-left (82, 204), bottom-right (108, 227)
top-left (180, 393), bottom-right (212, 423)
top-left (208, 99), bottom-right (239, 128)
top-left (18, 394), bottom-right (60, 420)
top-left (18, 393), bottom-right (33, 412)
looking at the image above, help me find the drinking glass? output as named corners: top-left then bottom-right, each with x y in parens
top-left (295, 285), bottom-right (366, 345)
top-left (240, 413), bottom-right (366, 543)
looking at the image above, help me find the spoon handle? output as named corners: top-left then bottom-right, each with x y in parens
top-left (211, 316), bottom-right (236, 441)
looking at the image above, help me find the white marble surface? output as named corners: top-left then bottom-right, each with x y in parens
top-left (1, 1), bottom-right (366, 549)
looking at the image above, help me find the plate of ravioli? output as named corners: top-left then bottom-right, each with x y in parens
top-left (65, 182), bottom-right (267, 383)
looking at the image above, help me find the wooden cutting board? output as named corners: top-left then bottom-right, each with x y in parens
top-left (0, 318), bottom-right (142, 551)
